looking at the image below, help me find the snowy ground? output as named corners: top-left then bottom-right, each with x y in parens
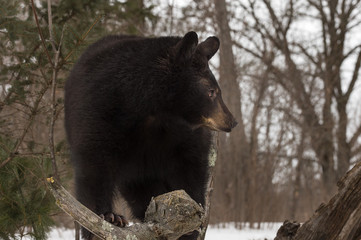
top-left (206, 223), bottom-right (282, 240)
top-left (45, 223), bottom-right (282, 240)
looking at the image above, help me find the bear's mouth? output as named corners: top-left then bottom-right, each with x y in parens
top-left (201, 117), bottom-right (231, 132)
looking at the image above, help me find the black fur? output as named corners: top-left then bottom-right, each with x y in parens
top-left (64, 32), bottom-right (236, 239)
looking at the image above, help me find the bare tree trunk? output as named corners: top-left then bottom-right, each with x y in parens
top-left (337, 101), bottom-right (351, 179)
top-left (291, 128), bottom-right (305, 220)
top-left (213, 0), bottom-right (249, 223)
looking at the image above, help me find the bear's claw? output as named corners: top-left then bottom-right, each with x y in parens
top-left (99, 212), bottom-right (128, 227)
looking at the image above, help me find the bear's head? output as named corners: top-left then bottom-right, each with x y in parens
top-left (169, 31), bottom-right (237, 132)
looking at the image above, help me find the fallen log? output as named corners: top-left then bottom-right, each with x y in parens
top-left (275, 162), bottom-right (361, 240)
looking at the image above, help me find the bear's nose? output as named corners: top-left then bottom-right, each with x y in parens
top-left (231, 120), bottom-right (238, 129)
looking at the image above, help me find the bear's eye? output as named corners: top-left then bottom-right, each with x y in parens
top-left (208, 89), bottom-right (216, 98)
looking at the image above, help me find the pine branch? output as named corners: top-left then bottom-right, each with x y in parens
top-left (62, 15), bottom-right (103, 63)
top-left (30, 0), bottom-right (54, 67)
top-left (0, 82), bottom-right (50, 169)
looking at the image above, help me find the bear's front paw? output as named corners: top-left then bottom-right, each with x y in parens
top-left (99, 212), bottom-right (128, 227)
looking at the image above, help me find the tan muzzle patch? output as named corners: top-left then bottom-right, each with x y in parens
top-left (202, 116), bottom-right (220, 131)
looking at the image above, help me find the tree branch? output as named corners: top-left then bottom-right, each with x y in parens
top-left (351, 144), bottom-right (361, 159)
top-left (47, 0), bottom-right (59, 180)
top-left (30, 0), bottom-right (53, 67)
top-left (350, 122), bottom-right (361, 149)
top-left (46, 0), bottom-right (66, 181)
top-left (344, 48), bottom-right (361, 102)
top-left (46, 177), bottom-right (204, 240)
top-left (62, 14), bottom-right (103, 64)
top-left (0, 82), bottom-right (50, 169)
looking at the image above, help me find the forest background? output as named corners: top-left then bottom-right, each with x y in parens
top-left (1, 0), bottom-right (361, 239)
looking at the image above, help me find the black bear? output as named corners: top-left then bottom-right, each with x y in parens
top-left (64, 31), bottom-right (237, 239)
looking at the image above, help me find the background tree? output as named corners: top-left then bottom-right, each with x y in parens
top-left (213, 0), bottom-right (250, 224)
top-left (233, 0), bottom-right (361, 220)
top-left (212, 0), bottom-right (293, 224)
top-left (237, 0), bottom-right (361, 196)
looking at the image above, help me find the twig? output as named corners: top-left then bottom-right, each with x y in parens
top-left (168, 0), bottom-right (175, 35)
top-left (30, 0), bottom-right (53, 67)
top-left (75, 222), bottom-right (80, 240)
top-left (46, 0), bottom-right (64, 181)
top-left (0, 82), bottom-right (50, 169)
top-left (47, 0), bottom-right (56, 52)
top-left (63, 15), bottom-right (103, 63)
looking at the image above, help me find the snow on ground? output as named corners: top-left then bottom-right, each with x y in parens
top-left (45, 228), bottom-right (75, 239)
top-left (44, 223), bottom-right (282, 240)
top-left (206, 223), bottom-right (282, 240)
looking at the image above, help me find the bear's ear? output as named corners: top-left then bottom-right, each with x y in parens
top-left (197, 36), bottom-right (220, 60)
top-left (174, 31), bottom-right (199, 64)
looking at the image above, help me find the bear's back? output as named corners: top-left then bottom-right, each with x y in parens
top-left (74, 35), bottom-right (179, 76)
top-left (65, 35), bottom-right (180, 103)
top-left (64, 35), bottom-right (182, 152)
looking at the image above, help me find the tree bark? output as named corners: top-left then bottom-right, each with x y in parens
top-left (275, 161), bottom-right (361, 240)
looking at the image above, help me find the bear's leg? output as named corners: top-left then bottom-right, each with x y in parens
top-left (99, 212), bottom-right (128, 227)
top-left (73, 154), bottom-right (119, 239)
top-left (119, 179), bottom-right (168, 220)
top-left (178, 230), bottom-right (199, 240)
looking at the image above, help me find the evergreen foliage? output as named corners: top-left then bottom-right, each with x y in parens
top-left (0, 138), bottom-right (55, 240)
top-left (0, 0), bottom-right (156, 239)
